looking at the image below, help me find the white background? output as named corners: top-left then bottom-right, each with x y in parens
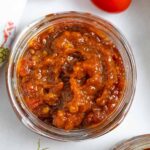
top-left (0, 0), bottom-right (150, 149)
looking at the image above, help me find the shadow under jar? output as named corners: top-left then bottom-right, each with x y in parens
top-left (6, 11), bottom-right (136, 141)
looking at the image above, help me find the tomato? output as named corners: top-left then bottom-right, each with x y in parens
top-left (91, 0), bottom-right (132, 13)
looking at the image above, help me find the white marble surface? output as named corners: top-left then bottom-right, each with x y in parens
top-left (1, 0), bottom-right (150, 149)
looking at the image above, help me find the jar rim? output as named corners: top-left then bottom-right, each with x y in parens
top-left (114, 134), bottom-right (150, 149)
top-left (6, 11), bottom-right (137, 141)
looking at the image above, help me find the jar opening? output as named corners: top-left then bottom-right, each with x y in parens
top-left (7, 11), bottom-right (136, 141)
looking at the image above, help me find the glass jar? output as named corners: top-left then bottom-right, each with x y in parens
top-left (6, 11), bottom-right (136, 141)
top-left (114, 134), bottom-right (150, 150)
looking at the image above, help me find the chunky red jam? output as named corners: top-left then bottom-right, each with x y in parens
top-left (17, 22), bottom-right (125, 130)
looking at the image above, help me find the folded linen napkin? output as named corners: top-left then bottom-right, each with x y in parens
top-left (0, 0), bottom-right (27, 67)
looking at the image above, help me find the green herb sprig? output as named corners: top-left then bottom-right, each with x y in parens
top-left (37, 139), bottom-right (49, 150)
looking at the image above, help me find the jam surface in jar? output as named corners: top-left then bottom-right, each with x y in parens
top-left (17, 22), bottom-right (126, 130)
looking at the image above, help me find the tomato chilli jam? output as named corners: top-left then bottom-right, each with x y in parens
top-left (17, 22), bottom-right (126, 130)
